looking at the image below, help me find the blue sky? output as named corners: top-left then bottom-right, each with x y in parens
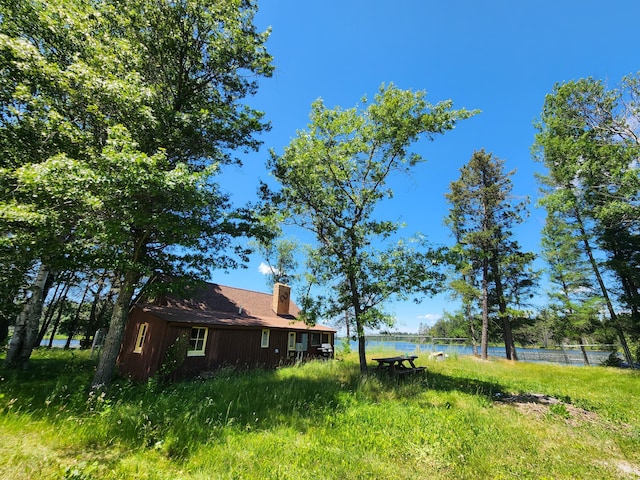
top-left (215, 0), bottom-right (640, 333)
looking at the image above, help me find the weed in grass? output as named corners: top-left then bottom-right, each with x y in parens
top-left (549, 402), bottom-right (571, 419)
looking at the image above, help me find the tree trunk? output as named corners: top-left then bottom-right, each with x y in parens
top-left (466, 301), bottom-right (478, 356)
top-left (37, 278), bottom-right (66, 346)
top-left (356, 319), bottom-right (367, 373)
top-left (82, 278), bottom-right (112, 348)
top-left (47, 300), bottom-right (66, 348)
top-left (492, 261), bottom-right (517, 361)
top-left (47, 281), bottom-right (73, 348)
top-left (579, 340), bottom-right (590, 366)
top-left (573, 204), bottom-right (635, 368)
top-left (91, 269), bottom-right (140, 390)
top-left (480, 258), bottom-right (489, 360)
top-left (5, 264), bottom-right (53, 369)
top-left (345, 310), bottom-right (350, 338)
top-left (345, 269), bottom-right (368, 373)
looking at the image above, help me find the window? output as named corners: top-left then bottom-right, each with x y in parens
top-left (133, 323), bottom-right (148, 353)
top-left (261, 329), bottom-right (270, 348)
top-left (288, 332), bottom-right (296, 351)
top-left (310, 333), bottom-right (321, 346)
top-left (322, 333), bottom-right (332, 345)
top-left (187, 327), bottom-right (208, 357)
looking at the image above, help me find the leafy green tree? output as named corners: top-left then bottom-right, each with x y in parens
top-left (515, 308), bottom-right (558, 348)
top-left (0, 0), bottom-right (273, 382)
top-left (495, 249), bottom-right (538, 341)
top-left (445, 150), bottom-right (534, 360)
top-left (534, 75), bottom-right (639, 366)
top-left (266, 84), bottom-right (476, 372)
top-left (541, 210), bottom-right (603, 363)
top-left (0, 0), bottom-right (116, 362)
top-left (445, 245), bottom-right (481, 354)
top-left (91, 127), bottom-right (262, 388)
top-left (253, 237), bottom-right (299, 287)
top-left (430, 311), bottom-right (475, 342)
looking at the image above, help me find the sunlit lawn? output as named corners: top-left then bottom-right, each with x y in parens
top-left (1, 348), bottom-right (639, 479)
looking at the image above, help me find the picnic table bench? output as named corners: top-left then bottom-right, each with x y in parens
top-left (371, 355), bottom-right (426, 376)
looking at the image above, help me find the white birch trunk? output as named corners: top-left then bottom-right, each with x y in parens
top-left (5, 264), bottom-right (51, 369)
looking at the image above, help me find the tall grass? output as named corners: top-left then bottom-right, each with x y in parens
top-left (1, 349), bottom-right (639, 479)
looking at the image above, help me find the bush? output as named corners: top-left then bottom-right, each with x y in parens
top-left (600, 351), bottom-right (623, 367)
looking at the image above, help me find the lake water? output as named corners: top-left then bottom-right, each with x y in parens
top-left (40, 339), bottom-right (81, 348)
top-left (343, 339), bottom-right (618, 366)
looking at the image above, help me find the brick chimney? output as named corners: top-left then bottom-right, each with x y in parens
top-left (272, 283), bottom-right (291, 316)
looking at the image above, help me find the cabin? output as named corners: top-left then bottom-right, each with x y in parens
top-left (117, 282), bottom-right (336, 381)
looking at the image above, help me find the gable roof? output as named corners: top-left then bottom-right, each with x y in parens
top-left (135, 282), bottom-right (336, 333)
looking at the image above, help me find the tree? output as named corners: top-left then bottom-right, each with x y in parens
top-left (90, 127), bottom-right (262, 389)
top-left (445, 150), bottom-right (534, 360)
top-left (1, 0), bottom-right (274, 382)
top-left (253, 237), bottom-right (299, 287)
top-left (445, 245), bottom-right (481, 355)
top-left (541, 210), bottom-right (603, 364)
top-left (534, 75), bottom-right (639, 366)
top-left (266, 84), bottom-right (476, 372)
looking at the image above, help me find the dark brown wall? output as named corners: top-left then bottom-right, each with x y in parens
top-left (117, 308), bottom-right (170, 381)
top-left (118, 311), bottom-right (335, 381)
top-left (173, 327), bottom-right (310, 378)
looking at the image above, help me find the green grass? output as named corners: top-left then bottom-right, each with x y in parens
top-left (1, 349), bottom-right (639, 479)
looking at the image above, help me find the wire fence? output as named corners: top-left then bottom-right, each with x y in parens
top-left (339, 336), bottom-right (621, 367)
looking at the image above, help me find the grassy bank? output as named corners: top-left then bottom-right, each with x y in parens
top-left (1, 349), bottom-right (639, 479)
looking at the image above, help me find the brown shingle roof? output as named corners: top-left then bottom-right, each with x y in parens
top-left (136, 283), bottom-right (335, 332)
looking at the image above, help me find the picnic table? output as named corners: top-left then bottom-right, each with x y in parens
top-left (371, 355), bottom-right (426, 376)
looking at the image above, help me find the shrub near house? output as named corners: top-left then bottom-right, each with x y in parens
top-left (117, 283), bottom-right (335, 381)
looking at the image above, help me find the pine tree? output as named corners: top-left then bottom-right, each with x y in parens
top-left (445, 150), bottom-right (534, 360)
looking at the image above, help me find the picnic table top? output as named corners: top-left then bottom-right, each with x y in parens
top-left (372, 355), bottom-right (418, 362)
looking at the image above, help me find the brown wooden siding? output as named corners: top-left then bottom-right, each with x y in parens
top-left (171, 326), bottom-right (327, 378)
top-left (117, 309), bottom-right (170, 381)
top-left (118, 311), bottom-right (335, 381)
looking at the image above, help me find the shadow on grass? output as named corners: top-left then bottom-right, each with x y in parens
top-left (421, 370), bottom-right (508, 398)
top-left (0, 349), bottom-right (95, 408)
top-left (0, 350), bottom-right (509, 463)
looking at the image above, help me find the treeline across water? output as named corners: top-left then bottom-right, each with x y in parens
top-left (340, 336), bottom-right (620, 367)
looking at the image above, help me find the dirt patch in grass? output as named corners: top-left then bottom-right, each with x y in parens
top-left (496, 393), bottom-right (640, 478)
top-left (615, 460), bottom-right (640, 477)
top-left (494, 392), bottom-right (601, 426)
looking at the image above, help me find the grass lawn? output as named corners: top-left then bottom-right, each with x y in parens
top-left (0, 348), bottom-right (639, 479)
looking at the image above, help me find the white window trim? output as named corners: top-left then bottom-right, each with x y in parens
top-left (133, 323), bottom-right (148, 354)
top-left (187, 327), bottom-right (208, 357)
top-left (261, 329), bottom-right (270, 348)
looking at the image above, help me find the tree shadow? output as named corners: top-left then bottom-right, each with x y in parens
top-left (371, 368), bottom-right (508, 401)
top-left (0, 352), bottom-right (511, 466)
top-left (423, 370), bottom-right (508, 398)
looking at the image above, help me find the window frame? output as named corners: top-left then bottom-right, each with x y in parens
top-left (133, 323), bottom-right (148, 353)
top-left (310, 332), bottom-right (321, 346)
top-left (261, 329), bottom-right (270, 348)
top-left (288, 332), bottom-right (296, 351)
top-left (187, 327), bottom-right (208, 357)
top-left (322, 333), bottom-right (332, 345)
